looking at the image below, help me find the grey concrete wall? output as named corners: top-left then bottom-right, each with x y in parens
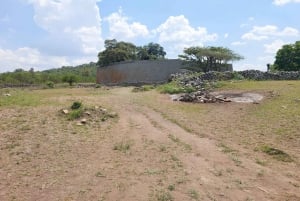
top-left (97, 59), bottom-right (184, 85)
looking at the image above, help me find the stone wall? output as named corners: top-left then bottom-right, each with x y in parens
top-left (97, 59), bottom-right (185, 85)
top-left (97, 60), bottom-right (234, 85)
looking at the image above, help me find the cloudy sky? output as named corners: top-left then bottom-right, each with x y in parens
top-left (0, 0), bottom-right (299, 72)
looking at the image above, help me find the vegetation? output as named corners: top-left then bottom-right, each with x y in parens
top-left (97, 39), bottom-right (166, 66)
top-left (179, 46), bottom-right (244, 72)
top-left (157, 81), bottom-right (196, 94)
top-left (0, 62), bottom-right (97, 86)
top-left (260, 145), bottom-right (293, 162)
top-left (274, 41), bottom-right (300, 71)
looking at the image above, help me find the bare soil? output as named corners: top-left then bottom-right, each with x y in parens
top-left (0, 86), bottom-right (299, 201)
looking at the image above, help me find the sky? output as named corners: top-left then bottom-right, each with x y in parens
top-left (0, 0), bottom-right (300, 72)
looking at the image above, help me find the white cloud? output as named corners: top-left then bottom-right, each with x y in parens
top-left (155, 15), bottom-right (218, 57)
top-left (27, 0), bottom-right (103, 55)
top-left (224, 33), bottom-right (229, 38)
top-left (105, 8), bottom-right (150, 41)
top-left (242, 25), bottom-right (299, 41)
top-left (264, 39), bottom-right (285, 54)
top-left (231, 41), bottom-right (247, 46)
top-left (273, 0), bottom-right (300, 6)
top-left (242, 33), bottom-right (268, 41)
top-left (0, 47), bottom-right (97, 72)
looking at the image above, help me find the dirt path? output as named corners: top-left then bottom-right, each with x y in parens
top-left (0, 87), bottom-right (299, 201)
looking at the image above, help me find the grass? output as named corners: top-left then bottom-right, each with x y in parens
top-left (113, 141), bottom-right (132, 153)
top-left (155, 190), bottom-right (174, 201)
top-left (132, 85), bottom-right (155, 92)
top-left (188, 189), bottom-right (200, 200)
top-left (0, 89), bottom-right (42, 107)
top-left (168, 134), bottom-right (192, 151)
top-left (157, 81), bottom-right (196, 94)
top-left (260, 145), bottom-right (293, 162)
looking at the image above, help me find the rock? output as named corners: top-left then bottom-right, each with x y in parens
top-left (62, 109), bottom-right (69, 114)
top-left (76, 122), bottom-right (84, 126)
top-left (107, 112), bottom-right (118, 118)
top-left (3, 93), bottom-right (11, 97)
top-left (100, 108), bottom-right (107, 113)
top-left (85, 111), bottom-right (91, 115)
top-left (80, 118), bottom-right (87, 124)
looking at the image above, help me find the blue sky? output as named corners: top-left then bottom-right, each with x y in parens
top-left (0, 0), bottom-right (299, 72)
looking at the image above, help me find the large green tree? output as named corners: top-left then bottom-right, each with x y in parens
top-left (179, 46), bottom-right (244, 72)
top-left (274, 41), bottom-right (300, 71)
top-left (97, 39), bottom-right (167, 66)
top-left (137, 42), bottom-right (166, 60)
top-left (97, 39), bottom-right (138, 66)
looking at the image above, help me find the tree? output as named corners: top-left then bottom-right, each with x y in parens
top-left (274, 41), bottom-right (300, 71)
top-left (97, 39), bottom-right (137, 66)
top-left (137, 42), bottom-right (166, 60)
top-left (62, 74), bottom-right (78, 86)
top-left (97, 39), bottom-right (167, 66)
top-left (179, 46), bottom-right (244, 72)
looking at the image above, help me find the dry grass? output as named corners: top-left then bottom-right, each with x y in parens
top-left (0, 81), bottom-right (300, 200)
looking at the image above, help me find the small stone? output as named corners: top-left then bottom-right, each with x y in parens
top-left (100, 108), bottom-right (107, 113)
top-left (85, 111), bottom-right (91, 115)
top-left (4, 93), bottom-right (11, 97)
top-left (62, 109), bottom-right (69, 114)
top-left (95, 106), bottom-right (99, 109)
top-left (80, 118), bottom-right (87, 124)
top-left (107, 112), bottom-right (118, 118)
top-left (76, 122), bottom-right (83, 126)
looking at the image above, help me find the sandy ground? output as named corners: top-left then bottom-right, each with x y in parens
top-left (0, 87), bottom-right (299, 201)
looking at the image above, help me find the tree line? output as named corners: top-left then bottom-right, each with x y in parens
top-left (0, 62), bottom-right (97, 86)
top-left (1, 39), bottom-right (298, 86)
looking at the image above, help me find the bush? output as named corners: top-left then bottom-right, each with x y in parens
top-left (71, 101), bottom-right (82, 110)
top-left (157, 81), bottom-right (196, 94)
top-left (46, 81), bottom-right (54, 88)
top-left (68, 109), bottom-right (83, 120)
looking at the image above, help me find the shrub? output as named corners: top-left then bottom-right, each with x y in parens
top-left (68, 109), bottom-right (83, 120)
top-left (158, 81), bottom-right (196, 94)
top-left (46, 81), bottom-right (54, 88)
top-left (71, 101), bottom-right (82, 110)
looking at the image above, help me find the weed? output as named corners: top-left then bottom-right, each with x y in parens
top-left (170, 155), bottom-right (179, 161)
top-left (167, 184), bottom-right (175, 191)
top-left (260, 145), bottom-right (293, 162)
top-left (155, 190), bottom-right (174, 201)
top-left (188, 189), bottom-right (200, 200)
top-left (95, 171), bottom-right (105, 177)
top-left (255, 159), bottom-right (267, 166)
top-left (113, 141), bottom-right (131, 153)
top-left (157, 81), bottom-right (196, 94)
top-left (68, 109), bottom-right (83, 120)
top-left (230, 154), bottom-right (242, 166)
top-left (218, 143), bottom-right (236, 153)
top-left (159, 145), bottom-right (167, 152)
top-left (132, 85), bottom-right (155, 92)
top-left (168, 134), bottom-right (192, 151)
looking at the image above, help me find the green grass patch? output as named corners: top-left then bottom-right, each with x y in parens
top-left (188, 189), bottom-right (200, 200)
top-left (260, 145), bottom-right (293, 162)
top-left (113, 141), bottom-right (132, 153)
top-left (157, 81), bottom-right (196, 94)
top-left (132, 85), bottom-right (155, 92)
top-left (155, 190), bottom-right (174, 201)
top-left (0, 89), bottom-right (42, 107)
top-left (68, 108), bottom-right (84, 120)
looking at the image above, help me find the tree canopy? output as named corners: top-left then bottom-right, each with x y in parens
top-left (179, 46), bottom-right (244, 72)
top-left (97, 39), bottom-right (166, 67)
top-left (274, 41), bottom-right (300, 71)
